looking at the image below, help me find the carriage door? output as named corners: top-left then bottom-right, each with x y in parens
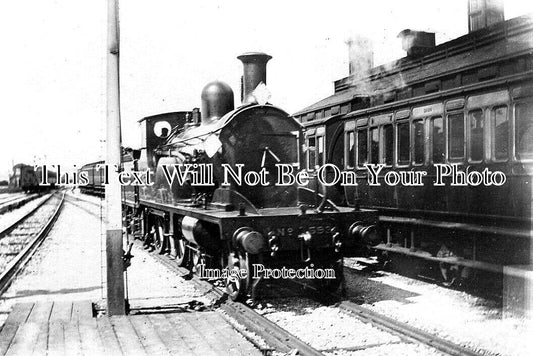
top-left (325, 121), bottom-right (346, 204)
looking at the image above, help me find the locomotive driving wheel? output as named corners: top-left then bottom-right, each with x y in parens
top-left (174, 237), bottom-right (187, 267)
top-left (313, 258), bottom-right (344, 295)
top-left (191, 248), bottom-right (205, 268)
top-left (154, 219), bottom-right (166, 254)
top-left (226, 251), bottom-right (249, 302)
top-left (138, 210), bottom-right (146, 241)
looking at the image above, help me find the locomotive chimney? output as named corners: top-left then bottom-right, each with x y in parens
top-left (237, 52), bottom-right (272, 104)
top-left (468, 0), bottom-right (504, 33)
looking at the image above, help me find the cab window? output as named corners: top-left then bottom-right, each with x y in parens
top-left (317, 136), bottom-right (325, 166)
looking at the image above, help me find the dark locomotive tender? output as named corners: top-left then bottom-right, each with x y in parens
top-left (293, 11), bottom-right (533, 286)
top-left (118, 52), bottom-right (378, 301)
top-left (9, 163), bottom-right (56, 193)
top-left (9, 164), bottom-right (39, 192)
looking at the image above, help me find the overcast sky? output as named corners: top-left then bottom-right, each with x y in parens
top-left (0, 0), bottom-right (531, 180)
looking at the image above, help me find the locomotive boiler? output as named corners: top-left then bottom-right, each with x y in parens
top-left (122, 52), bottom-right (378, 301)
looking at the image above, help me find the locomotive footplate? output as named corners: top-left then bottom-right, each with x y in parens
top-left (139, 199), bottom-right (377, 257)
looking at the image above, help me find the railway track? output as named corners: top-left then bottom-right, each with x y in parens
top-left (0, 193), bottom-right (38, 214)
top-left (0, 193), bottom-right (25, 205)
top-left (141, 244), bottom-right (493, 356)
top-left (0, 191), bottom-right (65, 295)
top-left (66, 192), bottom-right (103, 208)
top-left (286, 273), bottom-right (490, 355)
top-left (338, 301), bottom-right (487, 356)
top-left (143, 244), bottom-right (322, 356)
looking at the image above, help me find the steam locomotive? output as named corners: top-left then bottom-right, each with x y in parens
top-left (119, 52), bottom-right (378, 301)
top-left (292, 13), bottom-right (533, 287)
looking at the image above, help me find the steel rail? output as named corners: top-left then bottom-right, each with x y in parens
top-left (65, 193), bottom-right (103, 208)
top-left (283, 269), bottom-right (491, 356)
top-left (0, 193), bottom-right (24, 205)
top-left (0, 193), bottom-right (55, 239)
top-left (142, 238), bottom-right (488, 356)
top-left (139, 237), bottom-right (493, 356)
top-left (338, 300), bottom-right (488, 356)
top-left (140, 242), bottom-right (323, 356)
top-left (129, 229), bottom-right (491, 356)
top-left (0, 194), bottom-right (39, 215)
top-left (0, 191), bottom-right (66, 295)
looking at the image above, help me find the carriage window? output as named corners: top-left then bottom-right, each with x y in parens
top-left (469, 109), bottom-right (484, 162)
top-left (357, 129), bottom-right (368, 167)
top-left (370, 128), bottom-right (379, 164)
top-left (383, 125), bottom-right (393, 165)
top-left (307, 137), bottom-right (316, 169)
top-left (413, 120), bottom-right (425, 164)
top-left (515, 102), bottom-right (533, 159)
top-left (432, 117), bottom-right (444, 163)
top-left (397, 122), bottom-right (410, 165)
top-left (448, 113), bottom-right (465, 159)
top-left (317, 136), bottom-right (325, 165)
top-left (346, 132), bottom-right (355, 168)
top-left (492, 106), bottom-right (508, 161)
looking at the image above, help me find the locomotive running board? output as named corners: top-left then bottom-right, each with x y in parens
top-left (373, 244), bottom-right (503, 274)
top-left (379, 215), bottom-right (530, 239)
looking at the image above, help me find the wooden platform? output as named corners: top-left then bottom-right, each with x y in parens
top-left (0, 301), bottom-right (261, 355)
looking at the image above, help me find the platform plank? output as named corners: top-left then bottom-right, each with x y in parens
top-left (26, 302), bottom-right (53, 324)
top-left (110, 316), bottom-right (147, 355)
top-left (47, 321), bottom-right (65, 356)
top-left (31, 322), bottom-right (49, 356)
top-left (209, 312), bottom-right (263, 355)
top-left (0, 304), bottom-right (35, 355)
top-left (147, 314), bottom-right (194, 356)
top-left (128, 315), bottom-right (170, 356)
top-left (64, 321), bottom-right (82, 356)
top-left (0, 324), bottom-right (19, 356)
top-left (50, 301), bottom-right (73, 323)
top-left (78, 318), bottom-right (105, 356)
top-left (166, 313), bottom-right (219, 356)
top-left (96, 317), bottom-right (122, 355)
top-left (1, 302), bottom-right (263, 355)
top-left (4, 321), bottom-right (41, 356)
top-left (3, 303), bottom-right (33, 325)
top-left (72, 301), bottom-right (93, 324)
top-left (191, 312), bottom-right (253, 356)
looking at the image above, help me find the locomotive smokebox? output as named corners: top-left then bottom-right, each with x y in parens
top-left (201, 81), bottom-right (235, 124)
top-left (237, 52), bottom-right (272, 104)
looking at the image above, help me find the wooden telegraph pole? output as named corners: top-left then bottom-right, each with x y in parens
top-left (106, 0), bottom-right (126, 315)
